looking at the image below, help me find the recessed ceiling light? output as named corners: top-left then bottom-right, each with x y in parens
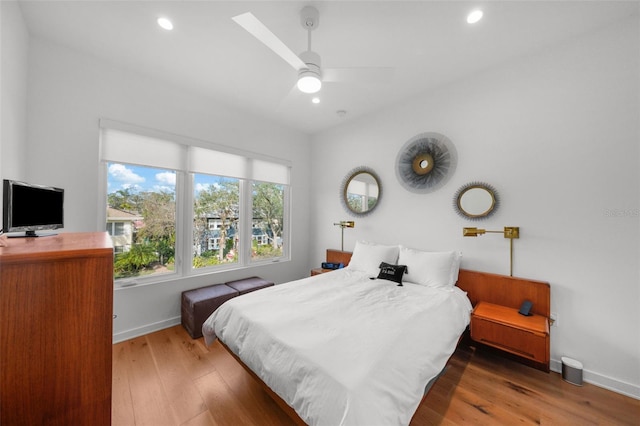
top-left (157, 17), bottom-right (173, 31)
top-left (312, 97), bottom-right (320, 104)
top-left (467, 10), bottom-right (483, 24)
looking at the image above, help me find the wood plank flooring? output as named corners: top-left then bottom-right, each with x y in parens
top-left (112, 325), bottom-right (639, 425)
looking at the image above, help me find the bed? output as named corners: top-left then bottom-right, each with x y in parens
top-left (202, 242), bottom-right (472, 425)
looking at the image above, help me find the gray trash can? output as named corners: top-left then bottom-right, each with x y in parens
top-left (561, 356), bottom-right (583, 386)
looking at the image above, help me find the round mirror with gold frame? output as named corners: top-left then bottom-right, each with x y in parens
top-left (340, 166), bottom-right (381, 217)
top-left (453, 182), bottom-right (499, 220)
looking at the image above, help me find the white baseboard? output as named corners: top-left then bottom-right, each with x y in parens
top-left (112, 316), bottom-right (181, 344)
top-left (551, 358), bottom-right (640, 400)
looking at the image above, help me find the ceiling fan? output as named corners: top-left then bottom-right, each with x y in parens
top-left (232, 6), bottom-right (392, 95)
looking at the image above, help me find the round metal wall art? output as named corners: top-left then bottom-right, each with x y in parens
top-left (395, 132), bottom-right (458, 193)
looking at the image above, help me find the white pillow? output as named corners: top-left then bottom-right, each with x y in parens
top-left (398, 245), bottom-right (461, 288)
top-left (347, 241), bottom-right (399, 276)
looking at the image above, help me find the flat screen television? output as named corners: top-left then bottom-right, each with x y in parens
top-left (2, 179), bottom-right (64, 237)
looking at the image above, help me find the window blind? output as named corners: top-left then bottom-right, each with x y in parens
top-left (100, 128), bottom-right (186, 171)
top-left (252, 159), bottom-right (290, 185)
top-left (188, 147), bottom-right (249, 180)
top-left (100, 125), bottom-right (290, 185)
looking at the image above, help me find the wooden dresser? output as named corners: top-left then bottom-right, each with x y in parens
top-left (0, 232), bottom-right (114, 425)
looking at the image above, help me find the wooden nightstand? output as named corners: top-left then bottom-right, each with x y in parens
top-left (311, 249), bottom-right (352, 276)
top-left (471, 301), bottom-right (550, 371)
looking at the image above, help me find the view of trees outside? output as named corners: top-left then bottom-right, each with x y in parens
top-left (347, 193), bottom-right (377, 213)
top-left (192, 177), bottom-right (285, 267)
top-left (193, 175), bottom-right (240, 268)
top-left (106, 163), bottom-right (176, 280)
top-left (106, 162), bottom-right (286, 281)
top-left (251, 182), bottom-right (284, 261)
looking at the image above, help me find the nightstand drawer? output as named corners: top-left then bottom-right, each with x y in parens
top-left (471, 315), bottom-right (548, 363)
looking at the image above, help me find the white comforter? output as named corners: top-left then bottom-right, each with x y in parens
top-left (202, 269), bottom-right (472, 426)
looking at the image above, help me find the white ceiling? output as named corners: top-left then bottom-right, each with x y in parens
top-left (17, 1), bottom-right (638, 135)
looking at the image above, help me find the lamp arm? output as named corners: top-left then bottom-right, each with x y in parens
top-left (510, 237), bottom-right (514, 276)
top-left (462, 226), bottom-right (519, 276)
top-left (334, 220), bottom-right (355, 251)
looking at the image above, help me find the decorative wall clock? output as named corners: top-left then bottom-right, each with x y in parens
top-left (395, 132), bottom-right (457, 193)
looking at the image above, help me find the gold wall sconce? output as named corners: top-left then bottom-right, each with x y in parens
top-left (463, 226), bottom-right (520, 276)
top-left (334, 221), bottom-right (355, 251)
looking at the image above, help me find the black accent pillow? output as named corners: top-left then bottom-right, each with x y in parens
top-left (377, 262), bottom-right (408, 286)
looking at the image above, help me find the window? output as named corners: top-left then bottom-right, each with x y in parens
top-left (252, 182), bottom-right (284, 261)
top-left (193, 174), bottom-right (240, 269)
top-left (99, 121), bottom-right (291, 286)
top-left (106, 222), bottom-right (127, 236)
top-left (114, 223), bottom-right (126, 236)
top-left (106, 163), bottom-right (176, 280)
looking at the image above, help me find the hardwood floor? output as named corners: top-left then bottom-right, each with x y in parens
top-left (112, 325), bottom-right (639, 425)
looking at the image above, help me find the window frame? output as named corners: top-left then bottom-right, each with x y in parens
top-left (98, 120), bottom-right (291, 288)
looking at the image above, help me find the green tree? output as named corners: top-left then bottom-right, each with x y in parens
top-left (253, 182), bottom-right (284, 250)
top-left (114, 243), bottom-right (157, 274)
top-left (107, 187), bottom-right (142, 212)
top-left (137, 191), bottom-right (176, 264)
top-left (194, 180), bottom-right (239, 262)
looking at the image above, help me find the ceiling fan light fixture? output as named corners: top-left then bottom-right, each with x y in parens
top-left (297, 70), bottom-right (322, 93)
top-left (297, 50), bottom-right (322, 93)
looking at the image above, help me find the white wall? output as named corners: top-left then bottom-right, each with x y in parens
top-left (310, 17), bottom-right (639, 398)
top-left (0, 0), bottom-right (29, 186)
top-left (26, 36), bottom-right (312, 342)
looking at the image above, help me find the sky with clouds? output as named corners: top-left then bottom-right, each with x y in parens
top-left (107, 162), bottom-right (230, 195)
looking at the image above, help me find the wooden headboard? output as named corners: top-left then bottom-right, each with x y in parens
top-left (456, 269), bottom-right (550, 318)
top-left (323, 250), bottom-right (550, 318)
top-left (326, 249), bottom-right (353, 266)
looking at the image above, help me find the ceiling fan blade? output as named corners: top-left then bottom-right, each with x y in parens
top-left (323, 67), bottom-right (395, 85)
top-left (275, 83), bottom-right (306, 112)
top-left (232, 12), bottom-right (307, 71)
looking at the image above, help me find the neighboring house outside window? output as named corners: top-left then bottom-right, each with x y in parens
top-left (106, 207), bottom-right (143, 254)
top-left (252, 226), bottom-right (269, 246)
top-left (200, 217), bottom-right (238, 252)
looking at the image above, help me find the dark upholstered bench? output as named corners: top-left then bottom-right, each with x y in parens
top-left (225, 276), bottom-right (274, 294)
top-left (181, 276), bottom-right (274, 339)
top-left (181, 284), bottom-right (238, 339)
